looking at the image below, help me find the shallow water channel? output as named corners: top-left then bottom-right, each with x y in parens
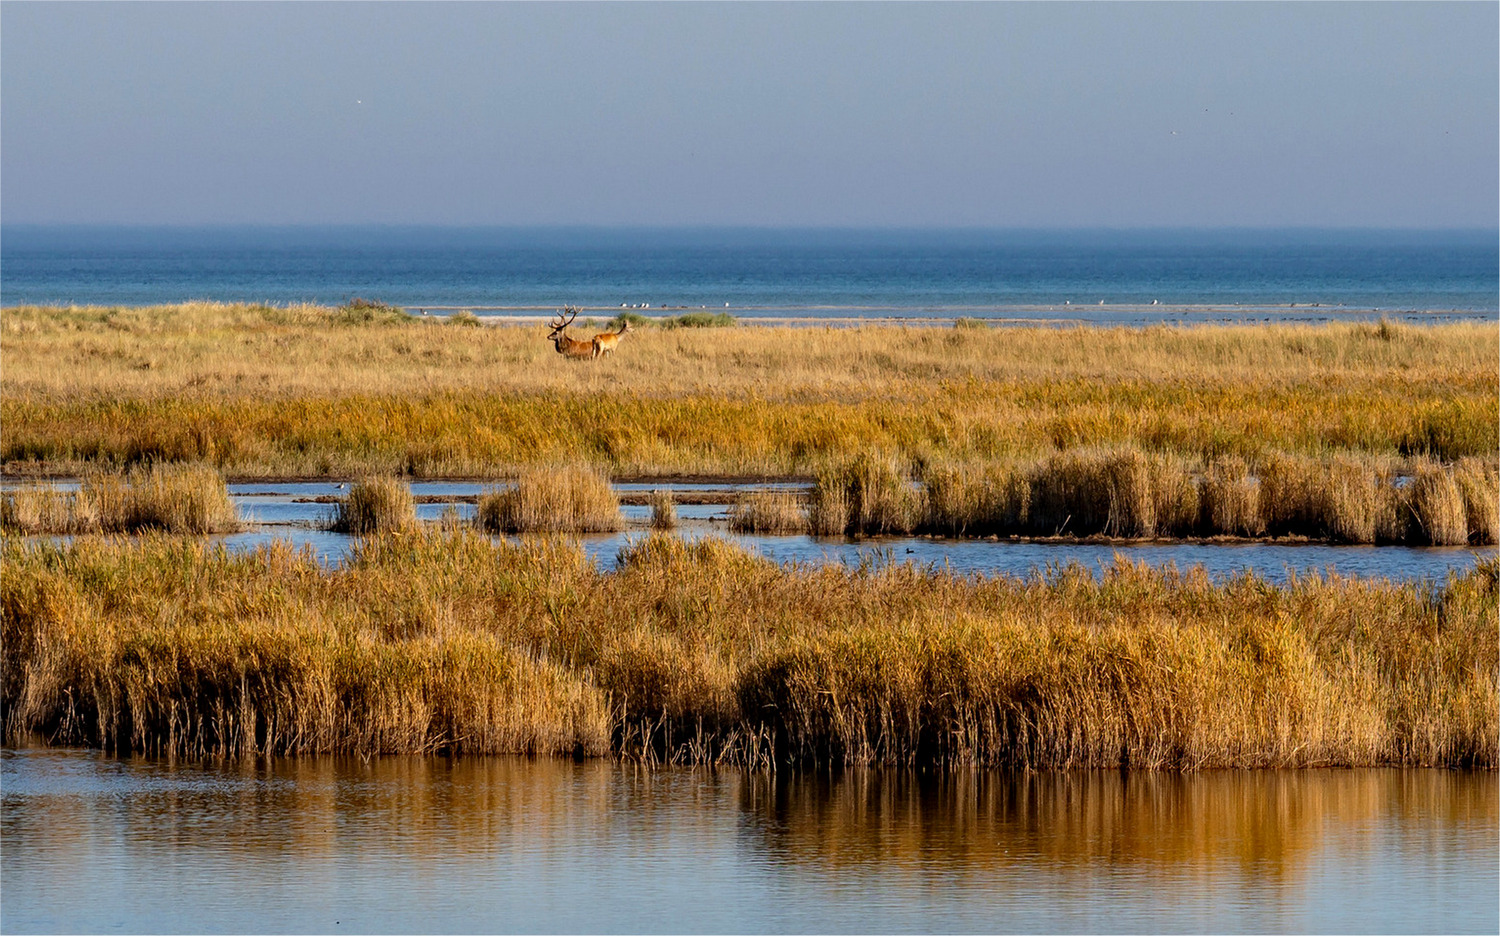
top-left (214, 482), bottom-right (1495, 584)
top-left (2, 749), bottom-right (1495, 934)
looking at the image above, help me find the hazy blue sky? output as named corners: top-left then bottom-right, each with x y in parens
top-left (3, 2), bottom-right (1495, 228)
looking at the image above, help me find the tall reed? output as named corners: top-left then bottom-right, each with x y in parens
top-left (824, 450), bottom-right (1498, 544)
top-left (812, 454), bottom-right (920, 536)
top-left (477, 464), bottom-right (622, 533)
top-left (920, 461), bottom-right (1030, 537)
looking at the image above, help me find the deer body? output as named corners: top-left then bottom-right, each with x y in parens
top-left (592, 321), bottom-right (633, 360)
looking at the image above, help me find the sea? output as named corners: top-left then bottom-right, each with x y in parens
top-left (2, 225), bottom-right (1495, 324)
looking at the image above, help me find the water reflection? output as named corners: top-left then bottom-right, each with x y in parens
top-left (3, 750), bottom-right (1495, 934)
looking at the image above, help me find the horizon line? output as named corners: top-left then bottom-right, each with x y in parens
top-left (5, 222), bottom-right (1498, 233)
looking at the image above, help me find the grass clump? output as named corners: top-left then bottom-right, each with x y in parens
top-left (335, 298), bottom-right (410, 325)
top-left (609, 311), bottom-right (655, 330)
top-left (729, 491), bottom-right (809, 534)
top-left (660, 311), bottom-right (735, 328)
top-left (331, 477), bottom-right (417, 534)
top-left (648, 489), bottom-right (678, 530)
top-left (447, 310), bottom-right (482, 327)
top-left (477, 464), bottom-right (622, 533)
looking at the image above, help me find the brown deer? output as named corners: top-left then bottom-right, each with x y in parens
top-left (546, 306), bottom-right (595, 359)
top-left (591, 320), bottom-right (633, 360)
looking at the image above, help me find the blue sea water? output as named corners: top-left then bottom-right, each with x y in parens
top-left (2, 226), bottom-right (1495, 323)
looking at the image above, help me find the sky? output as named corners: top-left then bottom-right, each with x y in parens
top-left (2, 2), bottom-right (1495, 229)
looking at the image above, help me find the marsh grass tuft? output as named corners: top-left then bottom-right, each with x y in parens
top-left (808, 477), bottom-right (850, 538)
top-left (729, 491), bottom-right (809, 534)
top-left (1, 484), bottom-right (94, 534)
top-left (648, 489), bottom-right (678, 530)
top-left (331, 477), bottom-right (417, 534)
top-left (477, 464), bottom-right (622, 533)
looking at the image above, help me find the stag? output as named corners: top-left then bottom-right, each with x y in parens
top-left (591, 320), bottom-right (633, 360)
top-left (547, 306), bottom-right (596, 360)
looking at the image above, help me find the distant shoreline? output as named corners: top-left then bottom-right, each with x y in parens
top-left (6, 301), bottom-right (1493, 327)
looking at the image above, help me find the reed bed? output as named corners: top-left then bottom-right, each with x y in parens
top-left (2, 530), bottom-right (1494, 767)
top-left (728, 491), bottom-right (809, 534)
top-left (798, 450), bottom-right (1499, 545)
top-left (476, 464), bottom-right (622, 533)
top-left (1, 464), bottom-right (237, 534)
top-left (330, 477), bottom-right (417, 534)
top-left (3, 304), bottom-right (1494, 479)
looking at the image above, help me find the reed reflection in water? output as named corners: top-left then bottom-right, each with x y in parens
top-left (2, 750), bottom-right (1495, 934)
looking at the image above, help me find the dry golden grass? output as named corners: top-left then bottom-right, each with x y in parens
top-left (1, 464), bottom-right (237, 534)
top-left (476, 464), bottom-right (621, 533)
top-left (2, 304), bottom-right (1494, 478)
top-left (3, 530), bottom-right (1494, 766)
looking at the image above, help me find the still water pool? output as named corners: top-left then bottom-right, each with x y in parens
top-left (3, 750), bottom-right (1495, 934)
